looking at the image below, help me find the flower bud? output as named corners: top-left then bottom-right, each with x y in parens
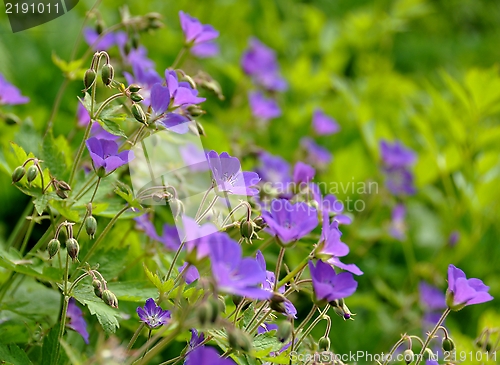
top-left (423, 348), bottom-right (435, 360)
top-left (11, 166), bottom-right (26, 183)
top-left (130, 93), bottom-right (144, 103)
top-left (47, 238), bottom-right (60, 258)
top-left (56, 180), bottom-right (71, 191)
top-left (169, 198), bottom-right (184, 220)
top-left (83, 69), bottom-right (97, 90)
top-left (128, 84), bottom-right (142, 93)
top-left (186, 105), bottom-right (205, 117)
top-left (319, 336), bottom-right (331, 351)
top-left (85, 216), bottom-right (97, 239)
top-left (253, 216), bottom-right (266, 232)
top-left (240, 220), bottom-right (255, 241)
top-left (276, 321), bottom-right (292, 343)
top-left (132, 103), bottom-right (147, 124)
top-left (195, 121), bottom-right (205, 137)
top-left (270, 293), bottom-right (287, 315)
top-left (56, 189), bottom-right (69, 199)
top-left (66, 238), bottom-right (79, 261)
top-left (228, 328), bottom-right (252, 353)
top-left (102, 289), bottom-right (118, 308)
top-left (442, 337), bottom-right (455, 352)
top-left (92, 279), bottom-right (103, 298)
top-left (101, 63), bottom-right (114, 86)
top-left (26, 165), bottom-right (38, 184)
top-left (131, 33), bottom-right (140, 49)
top-left (403, 349), bottom-right (414, 364)
top-left (4, 113), bottom-right (21, 125)
top-left (330, 298), bottom-right (355, 320)
top-left (208, 298), bottom-right (220, 324)
top-left (197, 301), bottom-right (213, 326)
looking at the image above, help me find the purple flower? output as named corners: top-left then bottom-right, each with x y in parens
top-left (137, 298), bottom-right (171, 329)
top-left (255, 151), bottom-right (292, 185)
top-left (189, 328), bottom-right (205, 349)
top-left (300, 138), bottom-right (332, 167)
top-left (312, 109), bottom-right (340, 135)
top-left (206, 151), bottom-right (260, 196)
top-left (380, 140), bottom-right (416, 167)
top-left (66, 298), bottom-right (89, 344)
top-left (180, 143), bottom-right (209, 172)
top-left (249, 91), bottom-right (281, 121)
top-left (209, 234), bottom-right (271, 300)
top-left (77, 103), bottom-right (119, 140)
top-left (0, 73), bottom-right (29, 105)
top-left (446, 264), bottom-right (493, 311)
top-left (380, 140), bottom-right (416, 196)
top-left (293, 162), bottom-right (315, 184)
top-left (448, 230), bottom-right (460, 247)
top-left (419, 282), bottom-right (446, 311)
top-left (179, 263), bottom-right (200, 285)
top-left (257, 323), bottom-right (279, 335)
top-left (181, 216), bottom-right (217, 261)
top-left (165, 70), bottom-right (206, 108)
top-left (148, 83), bottom-right (189, 133)
top-left (83, 27), bottom-right (116, 51)
top-left (384, 166), bottom-right (416, 195)
top-left (179, 11), bottom-right (219, 58)
top-left (262, 199), bottom-right (318, 244)
top-left (309, 260), bottom-right (357, 303)
top-left (389, 204), bottom-right (407, 241)
top-left (86, 137), bottom-right (134, 175)
top-left (124, 62), bottom-right (162, 105)
top-left (241, 38), bottom-right (287, 92)
top-left (309, 184), bottom-right (352, 224)
top-left (185, 346), bottom-right (235, 365)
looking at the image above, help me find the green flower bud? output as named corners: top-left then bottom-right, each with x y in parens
top-left (26, 165), bottom-right (38, 184)
top-left (403, 349), bottom-right (414, 364)
top-left (276, 321), bottom-right (292, 343)
top-left (56, 189), bottom-right (69, 199)
top-left (66, 238), bottom-right (79, 261)
top-left (102, 289), bottom-right (118, 308)
top-left (423, 348), bottom-right (435, 360)
top-left (85, 216), bottom-right (97, 239)
top-left (270, 293), bottom-right (287, 315)
top-left (4, 113), bottom-right (21, 125)
top-left (131, 33), bottom-right (140, 49)
top-left (253, 216), bottom-right (266, 232)
top-left (186, 105), bottom-right (205, 117)
top-left (195, 121), bottom-right (205, 137)
top-left (197, 301), bottom-right (213, 326)
top-left (128, 84), bottom-right (142, 93)
top-left (442, 337), bottom-right (455, 352)
top-left (330, 298), bottom-right (355, 320)
top-left (101, 63), bottom-right (114, 86)
top-left (130, 92), bottom-right (144, 103)
top-left (92, 279), bottom-right (103, 298)
top-left (169, 198), bottom-right (184, 220)
top-left (228, 329), bottom-right (252, 353)
top-left (11, 166), bottom-right (26, 183)
top-left (83, 69), bottom-right (97, 90)
top-left (47, 238), bottom-right (60, 258)
top-left (208, 298), bottom-right (220, 324)
top-left (319, 336), bottom-right (331, 351)
top-left (240, 220), bottom-right (255, 241)
top-left (95, 19), bottom-right (105, 35)
top-left (132, 103), bottom-right (147, 124)
top-left (56, 180), bottom-right (71, 191)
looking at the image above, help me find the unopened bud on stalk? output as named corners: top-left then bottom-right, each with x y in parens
top-left (319, 336), bottom-right (331, 351)
top-left (277, 321), bottom-right (292, 343)
top-left (240, 220), bottom-right (255, 241)
top-left (130, 93), bottom-right (144, 103)
top-left (92, 279), bottom-right (103, 298)
top-left (187, 105), bottom-right (205, 117)
top-left (403, 349), bottom-right (414, 364)
top-left (47, 238), bottom-right (60, 258)
top-left (101, 63), bottom-right (114, 86)
top-left (66, 238), bottom-right (79, 261)
top-left (11, 166), bottom-right (26, 183)
top-left (128, 84), bottom-right (142, 93)
top-left (56, 180), bottom-right (71, 191)
top-left (56, 189), bottom-right (69, 199)
top-left (26, 165), bottom-right (38, 184)
top-left (169, 198), bottom-right (184, 220)
top-left (197, 301), bottom-right (213, 326)
top-left (132, 103), bottom-right (147, 124)
top-left (195, 121), bottom-right (205, 137)
top-left (85, 216), bottom-right (97, 239)
top-left (102, 289), bottom-right (118, 308)
top-left (270, 293), bottom-right (287, 314)
top-left (442, 337), bottom-right (455, 352)
top-left (83, 69), bottom-right (97, 91)
top-left (228, 328), bottom-right (252, 353)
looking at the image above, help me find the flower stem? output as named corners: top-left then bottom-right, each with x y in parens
top-left (414, 308), bottom-right (451, 365)
top-left (274, 246), bottom-right (286, 291)
top-left (19, 206), bottom-right (37, 255)
top-left (127, 323), bottom-right (145, 350)
top-left (171, 46), bottom-right (188, 69)
top-left (295, 305), bottom-right (330, 350)
top-left (277, 255), bottom-right (311, 288)
top-left (68, 115), bottom-right (93, 186)
top-left (53, 253), bottom-right (71, 365)
top-left (195, 196), bottom-right (219, 224)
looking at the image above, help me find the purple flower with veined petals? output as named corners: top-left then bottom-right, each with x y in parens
top-left (309, 183), bottom-right (352, 225)
top-left (179, 11), bottom-right (219, 58)
top-left (206, 151), bottom-right (261, 196)
top-left (0, 73), bottom-right (29, 105)
top-left (209, 234), bottom-right (271, 300)
top-left (312, 109), bottom-right (340, 135)
top-left (389, 204), bottom-right (407, 241)
top-left (165, 70), bottom-right (206, 108)
top-left (124, 62), bottom-right (162, 105)
top-left (249, 91), bottom-right (281, 121)
top-left (446, 264), bottom-right (493, 311)
top-left (293, 162), bottom-right (315, 185)
top-left (188, 329), bottom-right (205, 349)
top-left (185, 346), bottom-right (235, 365)
top-left (309, 260), bottom-right (358, 303)
top-left (255, 151), bottom-right (292, 185)
top-left (300, 137), bottom-right (333, 167)
top-left (179, 263), bottom-right (200, 285)
top-left (137, 298), bottom-right (171, 329)
top-left (86, 137), bottom-right (134, 175)
top-left (262, 199), bottom-right (318, 244)
top-left (241, 38), bottom-right (287, 92)
top-left (66, 298), bottom-right (89, 344)
top-left (83, 27), bottom-right (116, 51)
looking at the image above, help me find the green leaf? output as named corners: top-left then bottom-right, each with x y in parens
top-left (41, 324), bottom-right (68, 365)
top-left (0, 343), bottom-right (34, 365)
top-left (0, 247), bottom-right (62, 282)
top-left (33, 192), bottom-right (60, 215)
top-left (98, 118), bottom-right (127, 138)
top-left (41, 132), bottom-right (67, 179)
top-left (114, 181), bottom-right (142, 209)
top-left (107, 281), bottom-right (157, 302)
top-left (252, 331), bottom-right (284, 358)
top-left (143, 263), bottom-right (174, 293)
top-left (52, 52), bottom-right (85, 80)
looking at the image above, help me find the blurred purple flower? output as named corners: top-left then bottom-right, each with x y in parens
top-left (137, 298), bottom-right (171, 329)
top-left (380, 140), bottom-right (416, 167)
top-left (419, 282), bottom-right (446, 311)
top-left (293, 162), bottom-right (315, 184)
top-left (249, 91), bottom-right (281, 121)
top-left (384, 167), bottom-right (416, 195)
top-left (448, 230), bottom-right (460, 247)
top-left (124, 62), bottom-right (162, 105)
top-left (86, 137), bottom-right (134, 175)
top-left (180, 143), bottom-right (209, 172)
top-left (257, 323), bottom-right (279, 335)
top-left (255, 151), bottom-right (292, 185)
top-left (380, 140), bottom-right (416, 196)
top-left (66, 298), bottom-right (89, 344)
top-left (206, 151), bottom-right (261, 196)
top-left (309, 184), bottom-right (352, 224)
top-left (179, 263), bottom-right (200, 285)
top-left (309, 260), bottom-right (358, 303)
top-left (189, 329), bottom-right (205, 349)
top-left (312, 109), bottom-right (339, 135)
top-left (446, 264), bottom-right (493, 311)
top-left (209, 234), bottom-right (271, 300)
top-left (0, 73), bottom-right (29, 105)
top-left (182, 216), bottom-right (217, 261)
top-left (179, 11), bottom-right (219, 58)
top-left (262, 199), bottom-right (318, 244)
top-left (300, 137), bottom-right (332, 167)
top-left (134, 213), bottom-right (161, 241)
top-left (83, 27), bottom-right (116, 50)
top-left (185, 346), bottom-right (235, 365)
top-left (241, 38), bottom-right (287, 92)
top-left (389, 203), bottom-right (407, 241)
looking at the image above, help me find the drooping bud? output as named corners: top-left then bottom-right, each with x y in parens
top-left (92, 279), bottom-right (103, 298)
top-left (56, 189), bottom-right (69, 199)
top-left (403, 349), bottom-right (414, 364)
top-left (169, 198), bottom-right (184, 220)
top-left (276, 321), bottom-right (292, 343)
top-left (4, 113), bottom-right (21, 125)
top-left (319, 336), bottom-right (331, 351)
top-left (131, 33), bottom-right (140, 49)
top-left (101, 63), bottom-right (114, 86)
top-left (330, 298), bottom-right (355, 320)
top-left (102, 289), bottom-right (118, 308)
top-left (83, 69), bottom-right (97, 91)
top-left (270, 293), bottom-right (287, 314)
top-left (228, 328), bottom-right (252, 353)
top-left (47, 238), bottom-right (60, 258)
top-left (253, 216), bottom-right (266, 232)
top-left (240, 220), bottom-right (255, 242)
top-left (423, 348), bottom-right (435, 360)
top-left (442, 337), bottom-right (455, 352)
top-left (131, 103), bottom-right (147, 124)
top-left (66, 238), bottom-right (80, 261)
top-left (95, 18), bottom-right (105, 35)
top-left (85, 216), bottom-right (97, 239)
top-left (186, 105), bottom-right (205, 117)
top-left (26, 165), bottom-right (38, 184)
top-left (128, 84), bottom-right (142, 93)
top-left (197, 301), bottom-right (213, 326)
top-left (130, 92), bottom-right (144, 103)
top-left (11, 166), bottom-right (26, 183)
top-left (195, 121), bottom-right (205, 137)
top-left (56, 180), bottom-right (71, 191)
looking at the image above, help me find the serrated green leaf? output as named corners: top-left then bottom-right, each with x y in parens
top-left (41, 131), bottom-right (67, 179)
top-left (0, 343), bottom-right (34, 365)
top-left (107, 281), bottom-right (157, 302)
top-left (114, 180), bottom-right (142, 208)
top-left (252, 331), bottom-right (284, 358)
top-left (143, 263), bottom-right (174, 293)
top-left (33, 192), bottom-right (60, 215)
top-left (49, 200), bottom-right (81, 221)
top-left (41, 324), bottom-right (68, 365)
top-left (98, 118), bottom-right (127, 138)
top-left (52, 52), bottom-right (85, 80)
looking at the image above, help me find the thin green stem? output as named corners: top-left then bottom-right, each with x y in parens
top-left (54, 253), bottom-right (71, 365)
top-left (414, 308), bottom-right (451, 365)
top-left (274, 247), bottom-right (286, 291)
top-left (5, 203), bottom-right (32, 248)
top-left (19, 206), bottom-right (36, 255)
top-left (165, 240), bottom-right (186, 282)
top-left (277, 255), bottom-right (311, 289)
top-left (128, 323), bottom-right (146, 350)
top-left (68, 116), bottom-right (93, 186)
top-left (171, 46), bottom-right (188, 69)
top-left (195, 196), bottom-right (218, 224)
top-left (295, 305), bottom-right (330, 350)
top-left (194, 186), bottom-right (214, 220)
top-left (140, 329), bottom-right (153, 363)
top-left (244, 302), bottom-right (268, 332)
top-left (93, 93), bottom-right (125, 120)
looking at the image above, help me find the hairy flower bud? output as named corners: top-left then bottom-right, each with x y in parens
top-left (101, 63), bottom-right (114, 86)
top-left (83, 69), bottom-right (97, 91)
top-left (128, 84), bottom-right (142, 93)
top-left (330, 298), bottom-right (355, 320)
top-left (319, 336), bottom-right (331, 351)
top-left (130, 92), bottom-right (144, 103)
top-left (195, 121), bottom-right (205, 137)
top-left (132, 103), bottom-right (147, 124)
top-left (186, 105), bottom-right (205, 117)
top-left (56, 180), bottom-right (71, 191)
top-left (92, 279), bottom-right (103, 298)
top-left (56, 189), bottom-right (69, 199)
top-left (197, 301), bottom-right (213, 326)
top-left (26, 165), bottom-right (38, 184)
top-left (276, 321), bottom-right (292, 343)
top-left (442, 338), bottom-right (455, 352)
top-left (228, 328), bottom-right (252, 353)
top-left (102, 289), bottom-right (118, 308)
top-left (169, 198), bottom-right (184, 220)
top-left (11, 166), bottom-right (26, 183)
top-left (240, 220), bottom-right (255, 241)
top-left (47, 238), bottom-right (60, 258)
top-left (270, 293), bottom-right (287, 314)
top-left (403, 349), bottom-right (414, 364)
top-left (66, 238), bottom-right (79, 261)
top-left (85, 216), bottom-right (97, 239)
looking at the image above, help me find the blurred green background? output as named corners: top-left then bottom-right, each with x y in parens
top-left (1, 0), bottom-right (500, 362)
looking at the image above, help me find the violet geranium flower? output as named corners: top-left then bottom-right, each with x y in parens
top-left (185, 346), bottom-right (236, 365)
top-left (137, 298), bottom-right (171, 329)
top-left (248, 91), bottom-right (281, 121)
top-left (380, 140), bottom-right (416, 196)
top-left (179, 11), bottom-right (219, 58)
top-left (445, 264), bottom-right (493, 311)
top-left (309, 260), bottom-right (358, 304)
top-left (206, 151), bottom-right (261, 196)
top-left (0, 73), bottom-right (29, 105)
top-left (209, 234), bottom-right (272, 300)
top-left (300, 137), bottom-right (333, 168)
top-left (292, 162), bottom-right (315, 185)
top-left (312, 109), bottom-right (340, 135)
top-left (66, 298), bottom-right (89, 344)
top-left (262, 199), bottom-right (318, 244)
top-left (389, 203), bottom-right (407, 241)
top-left (85, 137), bottom-right (134, 176)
